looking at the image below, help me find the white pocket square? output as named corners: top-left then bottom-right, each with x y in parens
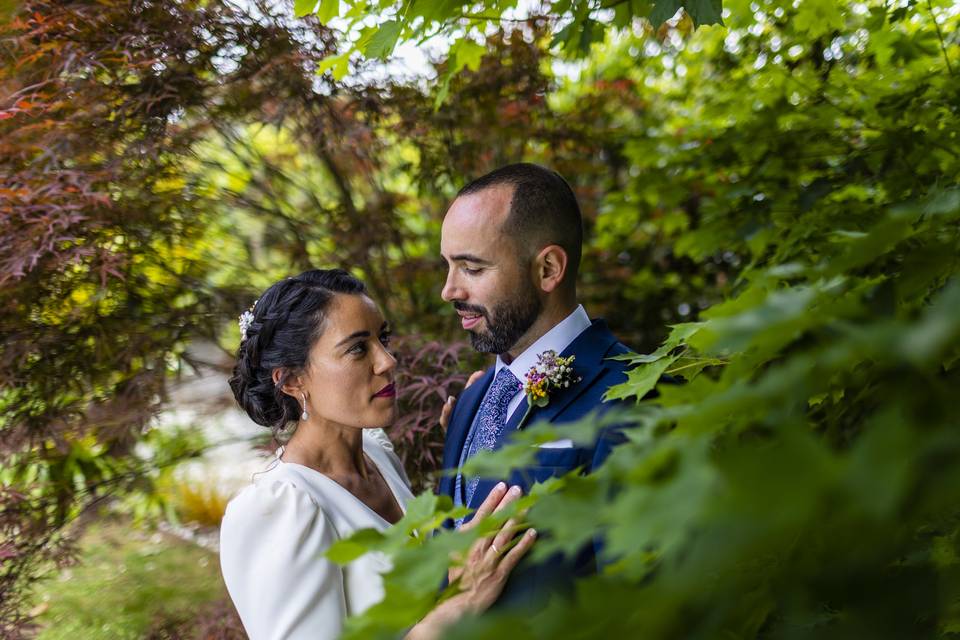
top-left (537, 439), bottom-right (575, 449)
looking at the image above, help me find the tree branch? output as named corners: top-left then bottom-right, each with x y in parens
top-left (926, 0), bottom-right (956, 76)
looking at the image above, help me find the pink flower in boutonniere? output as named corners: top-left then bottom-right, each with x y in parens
top-left (518, 350), bottom-right (580, 427)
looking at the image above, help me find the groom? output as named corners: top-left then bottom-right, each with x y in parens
top-left (438, 163), bottom-right (639, 606)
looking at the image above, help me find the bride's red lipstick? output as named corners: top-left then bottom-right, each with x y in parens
top-left (373, 383), bottom-right (396, 398)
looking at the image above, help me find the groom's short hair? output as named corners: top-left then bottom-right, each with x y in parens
top-left (457, 163), bottom-right (583, 286)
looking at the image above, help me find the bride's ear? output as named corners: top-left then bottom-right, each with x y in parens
top-left (272, 367), bottom-right (303, 398)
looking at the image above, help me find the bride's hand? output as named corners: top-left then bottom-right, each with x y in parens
top-left (438, 370), bottom-right (485, 432)
top-left (447, 482), bottom-right (535, 614)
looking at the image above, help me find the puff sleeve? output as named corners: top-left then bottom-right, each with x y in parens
top-left (365, 428), bottom-right (412, 488)
top-left (219, 478), bottom-right (346, 640)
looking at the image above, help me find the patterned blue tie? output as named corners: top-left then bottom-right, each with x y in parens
top-left (455, 367), bottom-right (521, 514)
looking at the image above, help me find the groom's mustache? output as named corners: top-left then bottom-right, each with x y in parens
top-left (453, 301), bottom-right (488, 320)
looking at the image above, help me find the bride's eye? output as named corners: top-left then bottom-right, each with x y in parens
top-left (379, 331), bottom-right (392, 347)
top-left (348, 341), bottom-right (367, 356)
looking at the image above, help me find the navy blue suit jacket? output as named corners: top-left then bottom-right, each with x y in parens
top-left (437, 319), bottom-right (637, 607)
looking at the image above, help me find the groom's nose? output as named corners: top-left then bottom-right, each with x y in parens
top-left (441, 271), bottom-right (465, 302)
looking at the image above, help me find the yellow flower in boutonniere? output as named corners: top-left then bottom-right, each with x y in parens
top-left (518, 350), bottom-right (580, 428)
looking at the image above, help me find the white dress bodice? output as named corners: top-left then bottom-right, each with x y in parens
top-left (219, 429), bottom-right (413, 640)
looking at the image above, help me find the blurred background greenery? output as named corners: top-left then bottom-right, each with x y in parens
top-left (1, 0), bottom-right (958, 637)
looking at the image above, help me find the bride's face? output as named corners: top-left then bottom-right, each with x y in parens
top-left (296, 293), bottom-right (398, 430)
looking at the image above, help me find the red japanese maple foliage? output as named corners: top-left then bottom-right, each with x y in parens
top-left (0, 1), bottom-right (339, 632)
top-left (390, 338), bottom-right (480, 493)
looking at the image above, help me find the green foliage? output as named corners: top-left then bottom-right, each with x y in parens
top-left (300, 0), bottom-right (724, 98)
top-left (31, 518), bottom-right (226, 640)
top-left (326, 1), bottom-right (960, 637)
top-left (5, 0), bottom-right (959, 635)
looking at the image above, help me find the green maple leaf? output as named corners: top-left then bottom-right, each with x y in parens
top-left (605, 355), bottom-right (678, 403)
top-left (685, 0), bottom-right (724, 26)
top-left (449, 37), bottom-right (485, 74)
top-left (364, 20), bottom-right (402, 60)
top-left (316, 52), bottom-right (350, 80)
top-left (649, 0), bottom-right (682, 27)
top-left (293, 0), bottom-right (317, 18)
top-left (325, 528), bottom-right (385, 564)
top-left (316, 0), bottom-right (340, 23)
top-left (650, 0), bottom-right (724, 27)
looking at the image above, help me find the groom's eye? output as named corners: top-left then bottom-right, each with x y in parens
top-left (462, 266), bottom-right (482, 275)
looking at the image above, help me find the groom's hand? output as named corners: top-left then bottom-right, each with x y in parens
top-left (438, 369), bottom-right (485, 432)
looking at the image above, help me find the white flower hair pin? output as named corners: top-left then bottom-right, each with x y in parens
top-left (238, 300), bottom-right (258, 342)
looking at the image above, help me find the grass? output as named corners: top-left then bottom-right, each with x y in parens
top-left (30, 516), bottom-right (228, 640)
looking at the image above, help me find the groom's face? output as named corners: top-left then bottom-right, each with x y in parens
top-left (440, 185), bottom-right (542, 355)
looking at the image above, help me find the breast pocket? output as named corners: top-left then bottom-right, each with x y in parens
top-left (518, 447), bottom-right (589, 485)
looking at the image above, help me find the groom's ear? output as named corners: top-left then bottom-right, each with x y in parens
top-left (535, 244), bottom-right (569, 293)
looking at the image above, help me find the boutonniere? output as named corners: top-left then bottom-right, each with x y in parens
top-left (518, 350), bottom-right (581, 428)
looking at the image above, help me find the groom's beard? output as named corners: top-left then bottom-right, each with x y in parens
top-left (455, 291), bottom-right (541, 355)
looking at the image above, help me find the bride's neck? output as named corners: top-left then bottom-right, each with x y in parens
top-left (281, 420), bottom-right (367, 479)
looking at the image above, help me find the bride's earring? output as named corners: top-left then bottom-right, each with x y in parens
top-left (299, 392), bottom-right (309, 421)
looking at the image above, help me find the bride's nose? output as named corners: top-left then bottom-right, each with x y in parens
top-left (372, 342), bottom-right (396, 376)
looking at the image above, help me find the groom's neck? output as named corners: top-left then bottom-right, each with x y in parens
top-left (503, 298), bottom-right (578, 362)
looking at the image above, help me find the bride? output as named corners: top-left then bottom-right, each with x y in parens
top-left (221, 268), bottom-right (535, 640)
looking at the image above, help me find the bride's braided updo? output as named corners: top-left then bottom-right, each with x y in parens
top-left (228, 269), bottom-right (367, 433)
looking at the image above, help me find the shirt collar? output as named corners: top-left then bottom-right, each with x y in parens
top-left (495, 305), bottom-right (591, 381)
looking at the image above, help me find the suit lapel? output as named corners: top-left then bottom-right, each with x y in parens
top-left (466, 320), bottom-right (620, 509)
top-left (498, 319), bottom-right (618, 441)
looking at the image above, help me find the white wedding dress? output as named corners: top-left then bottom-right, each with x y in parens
top-left (219, 429), bottom-right (414, 640)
